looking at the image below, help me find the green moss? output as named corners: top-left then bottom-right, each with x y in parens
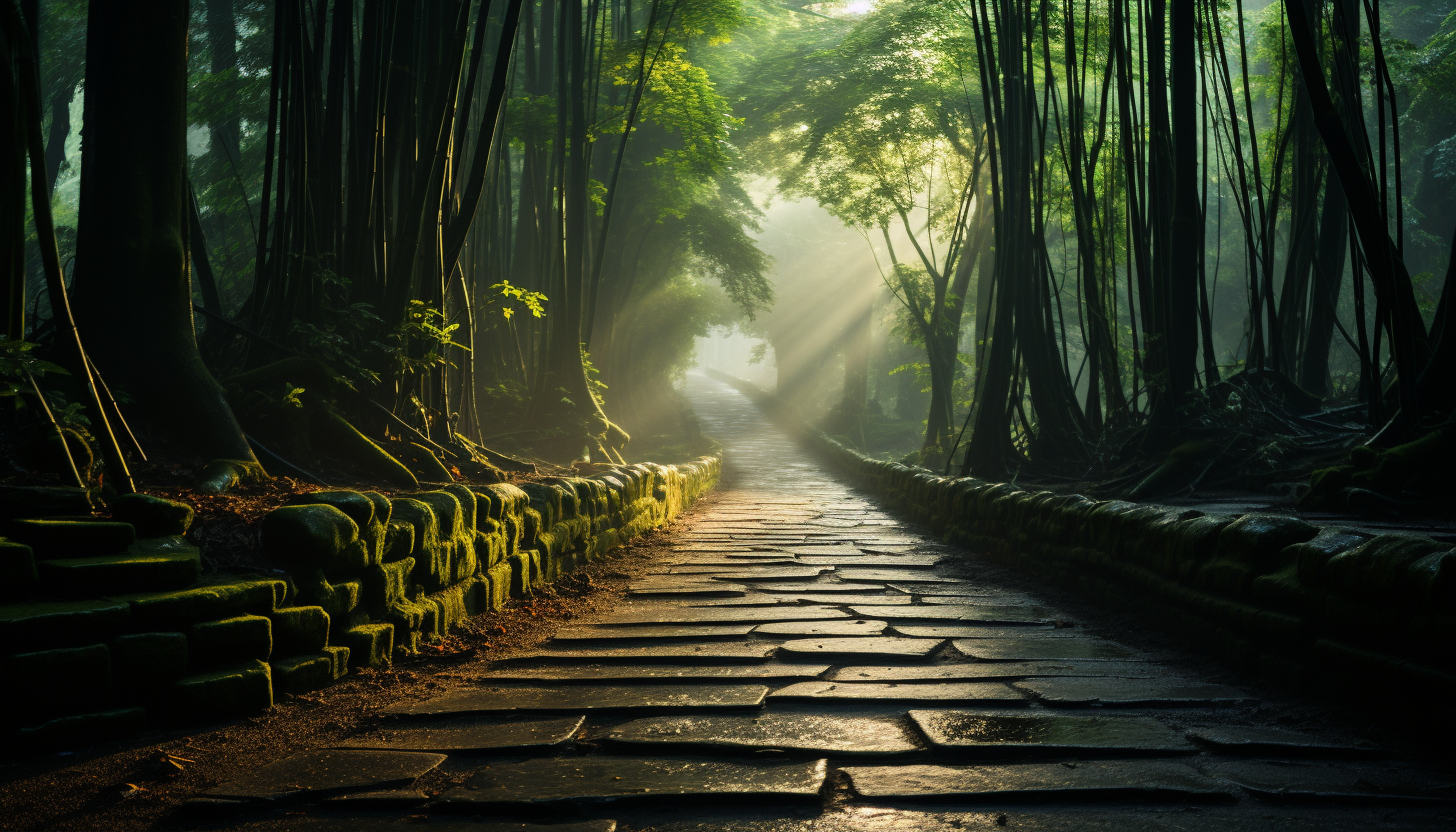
top-left (117, 578), bottom-right (280, 627)
top-left (337, 623), bottom-right (392, 669)
top-left (0, 599), bottom-right (130, 648)
top-left (162, 660), bottom-right (273, 723)
top-left (109, 493), bottom-right (194, 537)
top-left (270, 653), bottom-right (334, 696)
top-left (285, 490), bottom-right (376, 528)
top-left (5, 519), bottom-right (135, 559)
top-left (268, 606), bottom-right (330, 655)
top-left (37, 537), bottom-right (201, 597)
top-left (188, 615), bottom-right (272, 666)
top-left (261, 504), bottom-right (364, 573)
top-left (321, 645), bottom-right (350, 679)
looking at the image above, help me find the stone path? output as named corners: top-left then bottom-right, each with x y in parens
top-left (198, 375), bottom-right (1453, 831)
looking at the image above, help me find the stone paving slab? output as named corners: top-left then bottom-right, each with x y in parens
top-left (909, 711), bottom-right (1197, 755)
top-left (603, 713), bottom-right (926, 756)
top-left (667, 557), bottom-right (800, 568)
top-left (776, 637), bottom-right (946, 660)
top-left (768, 681), bottom-right (1026, 705)
top-left (550, 625), bottom-right (756, 641)
top-left (753, 620), bottom-right (887, 637)
top-left (766, 594), bottom-right (915, 606)
top-left (1016, 678), bottom-right (1255, 706)
top-left (492, 643), bottom-right (779, 665)
top-left (757, 583), bottom-right (894, 594)
top-left (594, 607), bottom-right (852, 625)
top-left (836, 570), bottom-right (967, 584)
top-left (954, 639), bottom-right (1142, 661)
top-left (437, 757), bottom-right (829, 808)
top-left (382, 685), bottom-right (769, 717)
top-left (1187, 726), bottom-right (1382, 757)
top-left (828, 662), bottom-right (1162, 683)
top-left (202, 750), bottom-right (447, 802)
top-left (889, 625), bottom-right (1066, 639)
top-left (795, 556), bottom-right (942, 568)
top-left (664, 567), bottom-right (831, 581)
top-left (841, 760), bottom-right (1235, 802)
top-left (851, 605), bottom-right (1060, 624)
top-left (1210, 761), bottom-right (1456, 804)
top-left (479, 665), bottom-right (831, 684)
top-left (337, 716), bottom-right (584, 753)
top-left (628, 582), bottom-right (750, 597)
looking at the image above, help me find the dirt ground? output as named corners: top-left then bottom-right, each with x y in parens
top-left (0, 490), bottom-right (727, 832)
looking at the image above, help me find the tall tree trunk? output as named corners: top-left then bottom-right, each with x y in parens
top-left (70, 0), bottom-right (260, 469)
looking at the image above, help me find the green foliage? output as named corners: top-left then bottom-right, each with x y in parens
top-left (378, 301), bottom-right (470, 378)
top-left (0, 340), bottom-right (67, 398)
top-left (485, 281), bottom-right (547, 321)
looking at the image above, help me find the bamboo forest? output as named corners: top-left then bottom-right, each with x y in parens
top-left (1, 1), bottom-right (1455, 828)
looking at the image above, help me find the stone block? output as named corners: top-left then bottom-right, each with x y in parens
top-left (15, 707), bottom-right (145, 751)
top-left (261, 505), bottom-right (364, 573)
top-left (1286, 527), bottom-right (1370, 583)
top-left (0, 538), bottom-right (37, 600)
top-left (5, 519), bottom-right (135, 559)
top-left (110, 631), bottom-right (188, 693)
top-left (0, 485), bottom-right (93, 518)
top-left (1323, 534), bottom-right (1446, 602)
top-left (119, 578), bottom-right (281, 627)
top-left (285, 490), bottom-right (377, 529)
top-left (1217, 514), bottom-right (1318, 570)
top-left (188, 614), bottom-right (272, 666)
top-left (109, 493), bottom-right (194, 537)
top-left (162, 660), bottom-right (273, 722)
top-left (364, 558), bottom-right (414, 614)
top-left (0, 598), bottom-right (129, 649)
top-left (322, 645), bottom-right (350, 679)
top-left (1406, 550), bottom-right (1455, 612)
top-left (338, 623), bottom-right (393, 669)
top-left (269, 606), bottom-right (330, 655)
top-left (37, 536), bottom-right (201, 597)
top-left (5, 643), bottom-right (112, 719)
top-left (271, 652), bottom-right (335, 696)
top-left (486, 560), bottom-right (512, 611)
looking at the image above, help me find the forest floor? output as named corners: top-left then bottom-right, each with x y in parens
top-left (0, 374), bottom-right (1451, 831)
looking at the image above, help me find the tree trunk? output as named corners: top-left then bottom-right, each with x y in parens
top-left (70, 0), bottom-right (260, 470)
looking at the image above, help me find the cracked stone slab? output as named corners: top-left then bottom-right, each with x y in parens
top-left (842, 761), bottom-right (1234, 802)
top-left (437, 757), bottom-right (829, 808)
top-left (1015, 678), bottom-right (1255, 706)
top-left (666, 558), bottom-right (800, 568)
top-left (776, 637), bottom-right (946, 660)
top-left (550, 625), bottom-right (756, 642)
top-left (754, 620), bottom-right (888, 637)
top-left (852, 605), bottom-right (1059, 624)
top-left (202, 750), bottom-right (447, 802)
top-left (1187, 726), bottom-right (1381, 756)
top-left (828, 662), bottom-right (1161, 683)
top-left (663, 567), bottom-right (831, 581)
top-left (479, 665), bottom-right (831, 684)
top-left (775, 546), bottom-right (865, 556)
top-left (684, 595), bottom-right (820, 607)
top-left (910, 711), bottom-right (1196, 755)
top-left (1211, 761), bottom-right (1456, 804)
top-left (890, 625), bottom-right (1067, 639)
top-left (796, 556), bottom-right (942, 568)
top-left (603, 713), bottom-right (926, 756)
top-left (489, 643), bottom-right (779, 665)
top-left (382, 684), bottom-right (769, 717)
top-left (836, 570), bottom-right (968, 584)
top-left (768, 594), bottom-right (914, 606)
top-left (757, 583), bottom-right (889, 594)
top-left (954, 640), bottom-right (1142, 662)
top-left (336, 716), bottom-right (584, 753)
top-left (628, 582), bottom-right (749, 597)
top-left (768, 681), bottom-right (1025, 705)
top-left (593, 607), bottom-right (852, 625)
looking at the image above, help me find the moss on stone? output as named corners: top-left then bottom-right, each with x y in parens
top-left (0, 485), bottom-right (93, 519)
top-left (6, 643), bottom-right (113, 719)
top-left (269, 606), bottom-right (330, 656)
top-left (188, 614), bottom-right (272, 666)
top-left (337, 623), bottom-right (392, 669)
top-left (270, 652), bottom-right (334, 696)
top-left (109, 493), bottom-right (194, 537)
top-left (321, 644), bottom-right (350, 679)
top-left (0, 599), bottom-right (130, 648)
top-left (162, 660), bottom-right (273, 723)
top-left (37, 536), bottom-right (201, 597)
top-left (117, 578), bottom-right (281, 627)
top-left (261, 504), bottom-right (364, 573)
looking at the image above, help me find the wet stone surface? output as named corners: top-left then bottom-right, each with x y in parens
top-left (165, 376), bottom-right (1454, 830)
top-left (909, 711), bottom-right (1197, 755)
top-left (603, 713), bottom-right (926, 756)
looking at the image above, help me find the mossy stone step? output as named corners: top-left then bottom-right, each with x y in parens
top-left (161, 659), bottom-right (273, 723)
top-left (338, 623), bottom-right (393, 669)
top-left (114, 578), bottom-right (284, 628)
top-left (108, 493), bottom-right (194, 537)
top-left (269, 606), bottom-right (330, 656)
top-left (5, 643), bottom-right (113, 720)
top-left (37, 537), bottom-right (201, 597)
top-left (271, 652), bottom-right (335, 695)
top-left (188, 615), bottom-right (272, 667)
top-left (0, 485), bottom-right (93, 519)
top-left (0, 538), bottom-right (37, 601)
top-left (0, 599), bottom-right (130, 648)
top-left (5, 519), bottom-right (135, 559)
